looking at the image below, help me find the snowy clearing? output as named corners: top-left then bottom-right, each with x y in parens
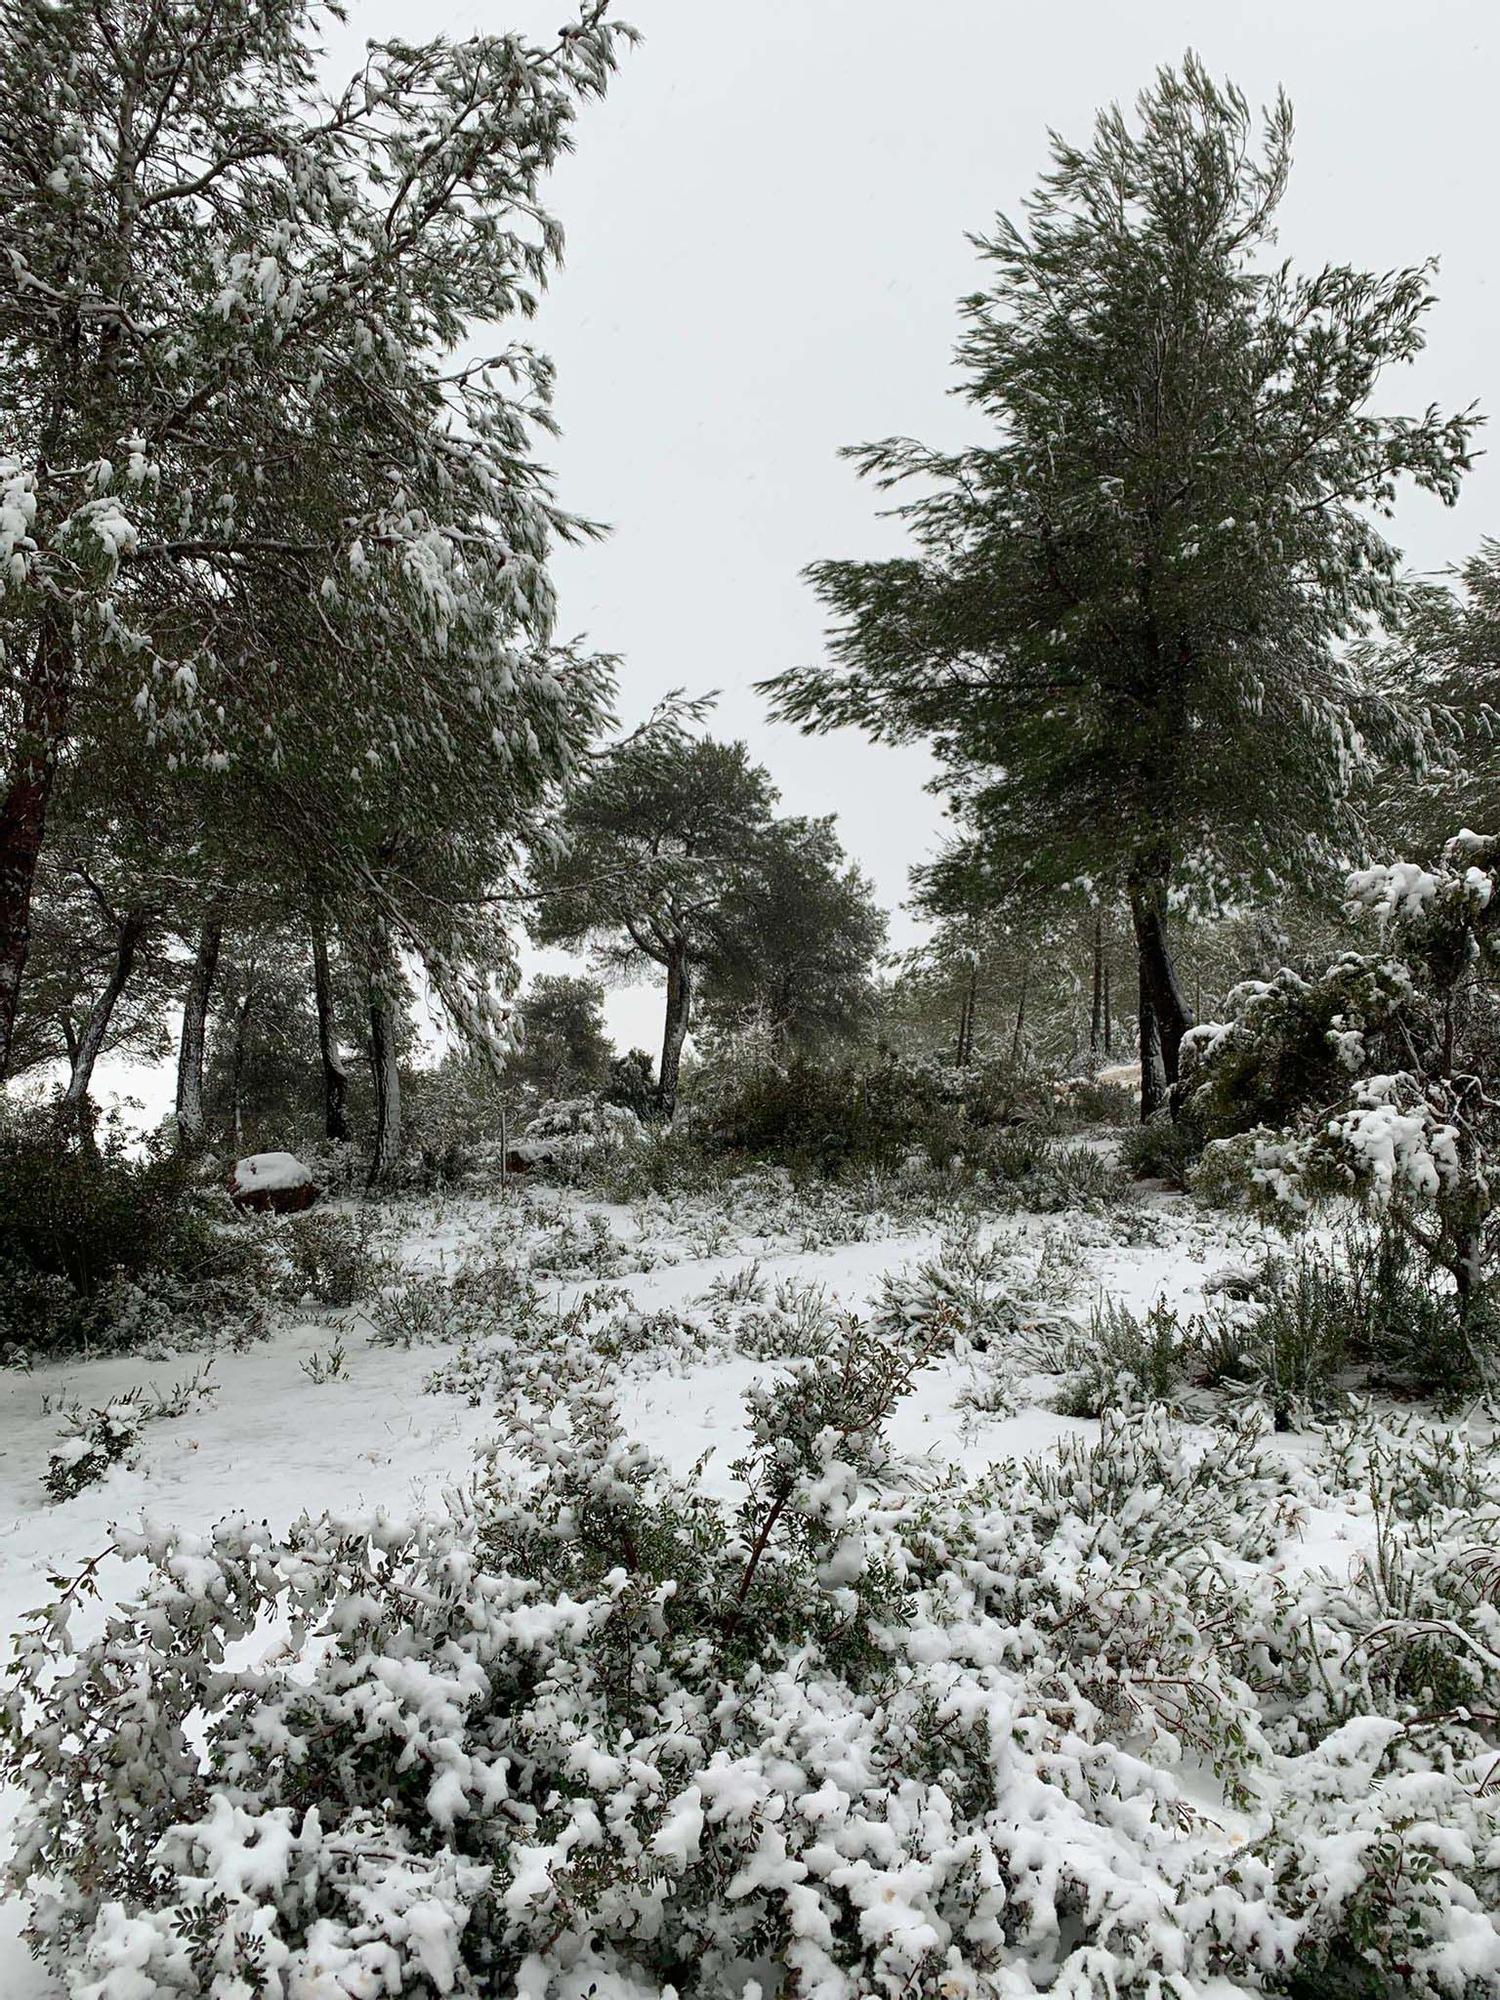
top-left (0, 1173), bottom-right (1455, 1997)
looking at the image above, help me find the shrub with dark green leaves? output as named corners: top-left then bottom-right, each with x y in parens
top-left (0, 1108), bottom-right (264, 1356)
top-left (279, 1210), bottom-right (384, 1308)
top-left (695, 1049), bottom-right (1058, 1180)
top-left (1121, 1112), bottom-right (1203, 1188)
top-left (602, 1046), bottom-right (659, 1121)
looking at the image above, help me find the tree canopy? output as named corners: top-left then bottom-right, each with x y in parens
top-left (764, 56), bottom-right (1476, 1114)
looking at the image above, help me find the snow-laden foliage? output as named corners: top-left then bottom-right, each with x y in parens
top-left (0, 0), bottom-right (634, 1063)
top-left (510, 1097), bottom-right (646, 1173)
top-left (9, 1327), bottom-right (1500, 1999)
top-left (42, 1362), bottom-right (217, 1500)
top-left (1187, 833), bottom-right (1500, 1339)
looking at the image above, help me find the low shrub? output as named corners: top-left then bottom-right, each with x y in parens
top-left (279, 1209), bottom-right (385, 1307)
top-left (1053, 1297), bottom-right (1194, 1415)
top-left (1062, 1235), bottom-right (1488, 1427)
top-left (366, 1272), bottom-right (469, 1348)
top-left (43, 1363), bottom-right (218, 1500)
top-left (1053, 1074), bottom-right (1137, 1127)
top-left (42, 1398), bottom-right (143, 1501)
top-left (0, 1109), bottom-right (268, 1357)
top-left (977, 1127), bottom-right (1125, 1208)
top-left (11, 1378), bottom-right (1500, 1998)
top-left (695, 1048), bottom-right (1083, 1186)
top-left (1121, 1111), bottom-right (1203, 1187)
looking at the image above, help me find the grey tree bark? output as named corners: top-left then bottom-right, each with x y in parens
top-left (1129, 852), bottom-right (1192, 1118)
top-left (1137, 972), bottom-right (1169, 1125)
top-left (60, 907), bottom-right (150, 1140)
top-left (312, 924), bottom-right (351, 1143)
top-left (230, 962), bottom-right (257, 1152)
top-left (175, 915), bottom-right (224, 1152)
top-left (366, 921), bottom-right (402, 1185)
top-left (657, 949), bottom-right (693, 1119)
top-left (1010, 962), bottom-right (1030, 1065)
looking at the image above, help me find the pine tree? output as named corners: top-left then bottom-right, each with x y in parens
top-left (532, 735), bottom-right (778, 1118)
top-left (1367, 543), bottom-right (1500, 853)
top-left (763, 57), bottom-right (1475, 1118)
top-left (697, 816), bottom-right (887, 1051)
top-left (515, 974), bottom-right (612, 1098)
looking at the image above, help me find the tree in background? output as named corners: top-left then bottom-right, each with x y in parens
top-left (697, 817), bottom-right (886, 1052)
top-left (5, 781), bottom-right (176, 1126)
top-left (603, 1048), bottom-right (657, 1121)
top-left (533, 736), bottom-right (778, 1117)
top-left (515, 974), bottom-right (611, 1099)
top-left (765, 57), bottom-right (1475, 1119)
top-left (887, 900), bottom-right (1098, 1074)
top-left (203, 932), bottom-right (326, 1158)
top-left (1365, 543), bottom-right (1500, 856)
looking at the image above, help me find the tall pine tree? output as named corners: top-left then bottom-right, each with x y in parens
top-left (764, 58), bottom-right (1475, 1117)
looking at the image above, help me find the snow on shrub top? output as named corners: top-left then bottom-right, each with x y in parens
top-left (7, 1349), bottom-right (1500, 1999)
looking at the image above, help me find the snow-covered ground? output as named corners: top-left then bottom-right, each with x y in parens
top-left (0, 1174), bottom-right (1427, 1994)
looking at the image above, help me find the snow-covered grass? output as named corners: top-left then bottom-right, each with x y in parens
top-left (3, 1168), bottom-right (1498, 1996)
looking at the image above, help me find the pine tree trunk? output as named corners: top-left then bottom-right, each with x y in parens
top-left (366, 922), bottom-right (402, 1185)
top-left (657, 950), bottom-right (693, 1119)
top-left (1010, 963), bottom-right (1030, 1064)
top-left (956, 960), bottom-right (978, 1067)
top-left (61, 908), bottom-right (149, 1139)
top-left (175, 915), bottom-right (223, 1153)
top-left (1138, 968), bottom-right (1168, 1124)
top-left (0, 621), bottom-right (67, 1079)
top-left (312, 924), bottom-right (351, 1143)
top-left (1103, 958), bottom-right (1112, 1055)
top-left (230, 964), bottom-right (257, 1153)
top-left (1090, 911), bottom-right (1104, 1054)
top-left (1129, 851), bottom-right (1192, 1118)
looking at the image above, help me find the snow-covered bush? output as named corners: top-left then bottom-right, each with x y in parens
top-left (41, 1397), bottom-right (142, 1501)
top-left (974, 1124), bottom-right (1125, 1207)
top-left (367, 1272), bottom-right (472, 1348)
top-left (43, 1364), bottom-right (218, 1500)
top-left (1056, 1235), bottom-right (1475, 1426)
top-left (1186, 833), bottom-right (1500, 1349)
top-left (1199, 1234), bottom-right (1473, 1415)
top-left (873, 1225), bottom-right (1073, 1356)
top-left (1120, 1112), bottom-right (1205, 1188)
top-left (11, 1347), bottom-right (1500, 1998)
top-left (509, 1097), bottom-right (646, 1178)
top-left (1052, 1297), bottom-right (1199, 1416)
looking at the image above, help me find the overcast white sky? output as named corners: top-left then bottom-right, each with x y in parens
top-left (99, 0), bottom-right (1500, 1110)
top-left (393, 0), bottom-right (1498, 1051)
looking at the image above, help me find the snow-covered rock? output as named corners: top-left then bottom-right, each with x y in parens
top-left (231, 1151), bottom-right (317, 1213)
